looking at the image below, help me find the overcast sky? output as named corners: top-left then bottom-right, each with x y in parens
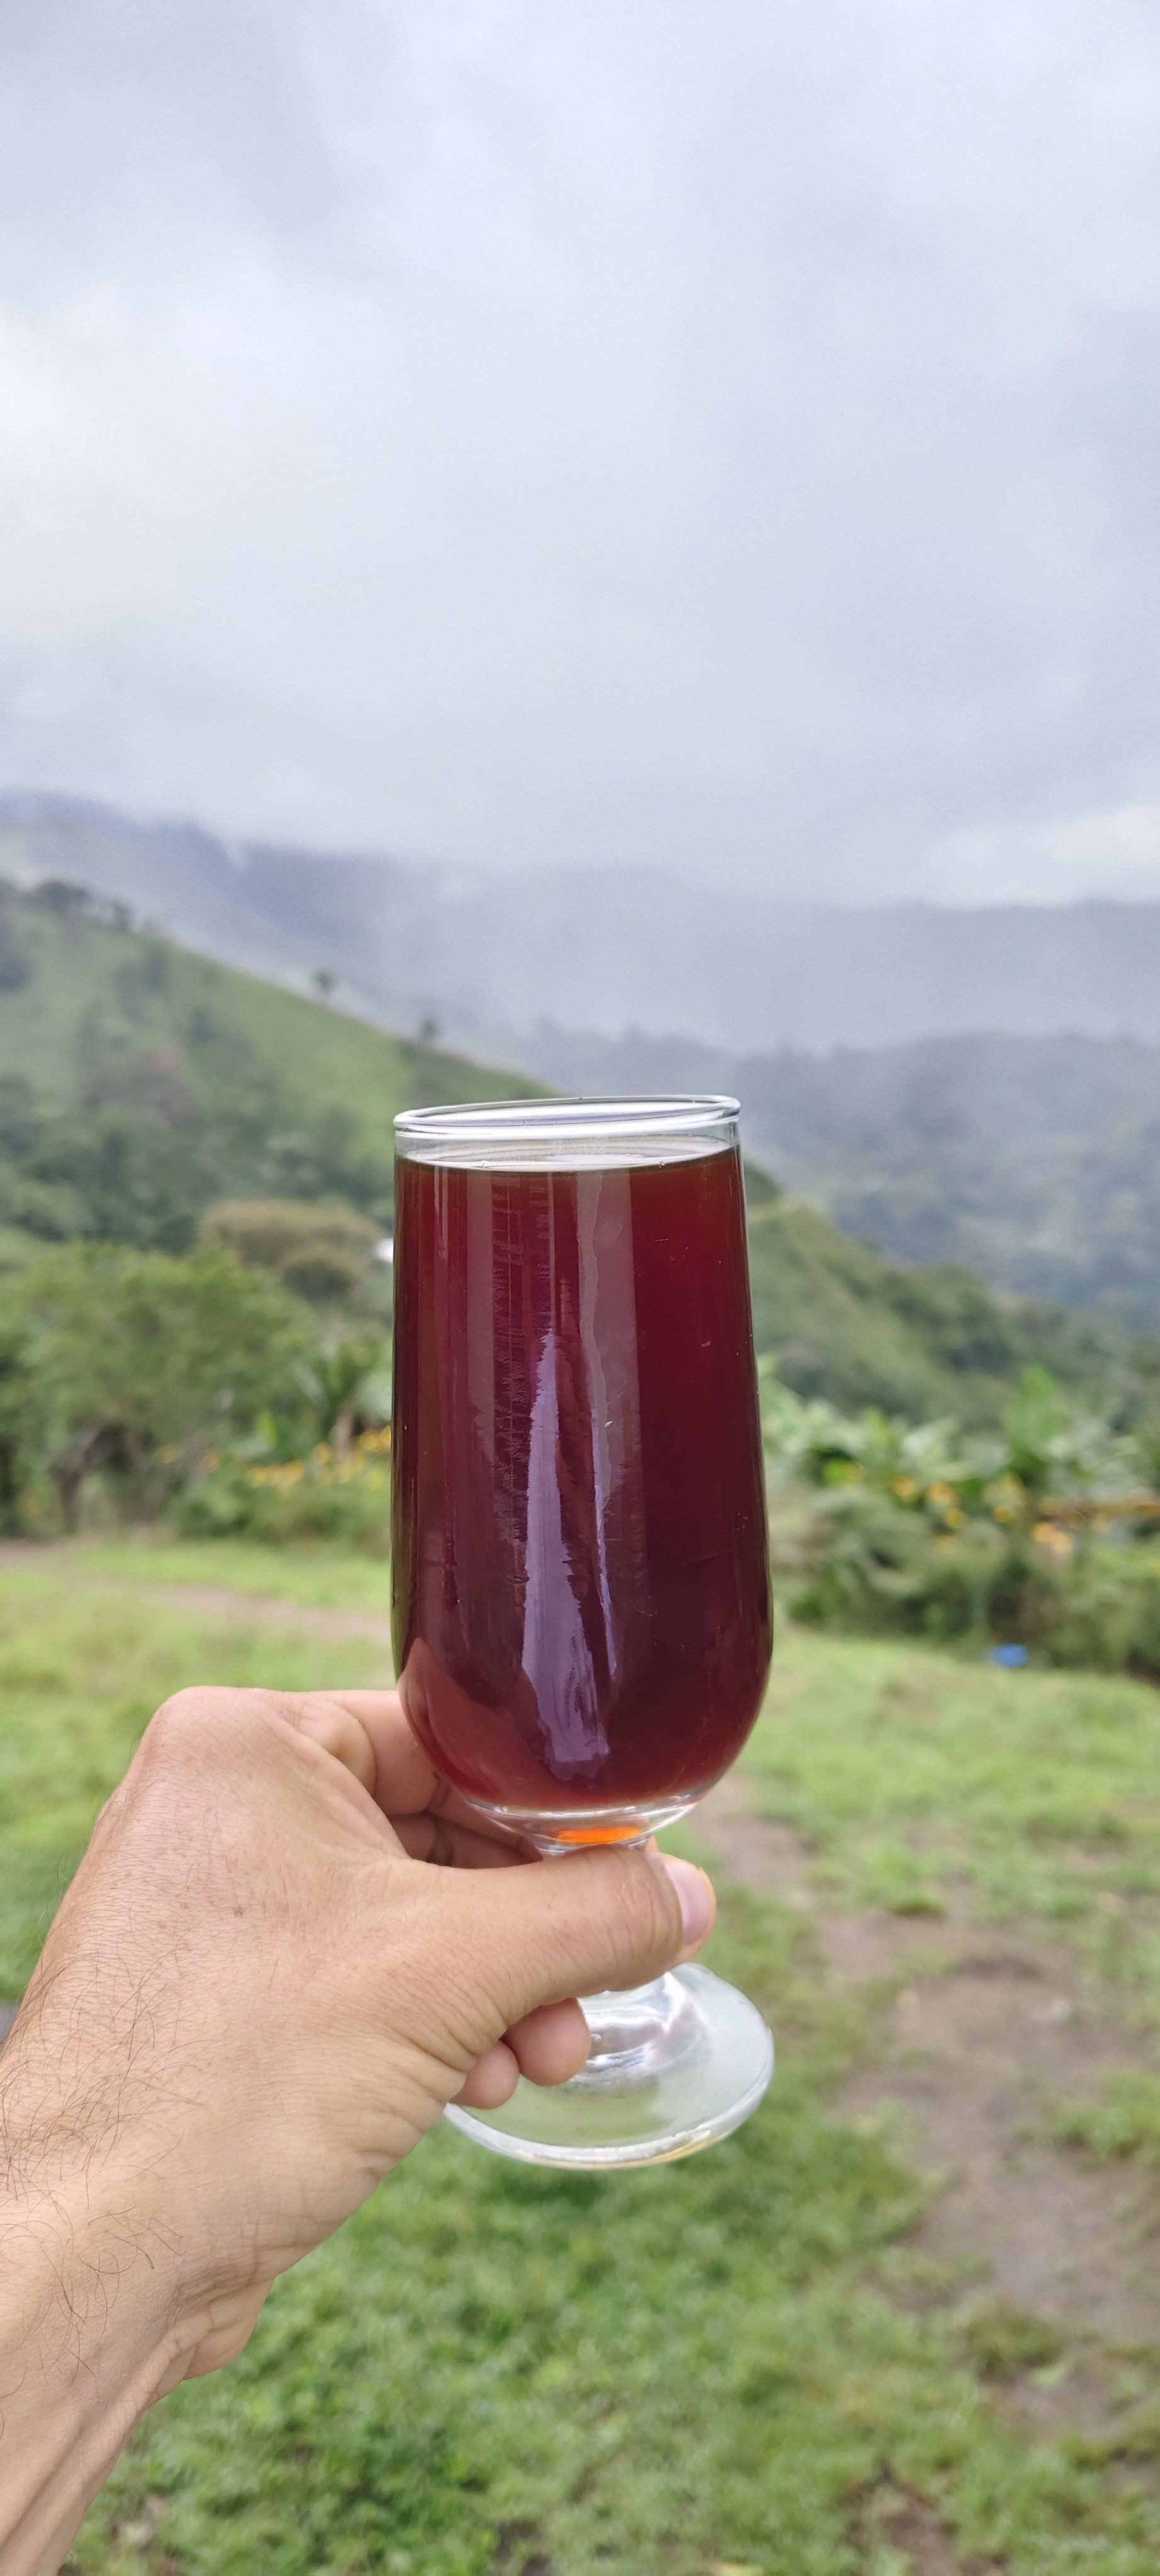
top-left (3, 1), bottom-right (1160, 904)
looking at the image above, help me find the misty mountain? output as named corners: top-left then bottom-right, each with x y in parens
top-left (506, 1021), bottom-right (1160, 1336)
top-left (0, 880), bottom-right (1127, 1425)
top-left (9, 788), bottom-right (1160, 1331)
top-left (7, 791), bottom-right (1160, 1053)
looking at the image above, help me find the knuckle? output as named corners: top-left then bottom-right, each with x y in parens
top-left (147, 1684), bottom-right (265, 1749)
top-left (148, 1684), bottom-right (216, 1739)
top-left (606, 1853), bottom-right (678, 1976)
top-left (137, 1692), bottom-right (209, 1779)
top-left (137, 1685), bottom-right (256, 1788)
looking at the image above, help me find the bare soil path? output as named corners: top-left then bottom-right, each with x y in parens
top-left (83, 1576), bottom-right (395, 1647)
top-left (0, 1547), bottom-right (395, 1647)
top-left (700, 1771), bottom-right (1160, 2445)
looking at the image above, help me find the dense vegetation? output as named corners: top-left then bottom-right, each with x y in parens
top-left (5, 1545), bottom-right (1160, 2570)
top-left (0, 1238), bottom-right (394, 1544)
top-left (744, 1168), bottom-right (1120, 1425)
top-left (765, 1363), bottom-right (1160, 1676)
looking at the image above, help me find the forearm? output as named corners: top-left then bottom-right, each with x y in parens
top-left (0, 2179), bottom-right (192, 2575)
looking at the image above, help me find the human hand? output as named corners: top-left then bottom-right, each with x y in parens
top-left (0, 1684), bottom-right (714, 2575)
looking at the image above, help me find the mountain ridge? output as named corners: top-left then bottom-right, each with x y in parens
top-left (7, 789), bottom-right (1160, 1053)
top-left (509, 1020), bottom-right (1160, 1335)
top-left (0, 874), bottom-right (1123, 1425)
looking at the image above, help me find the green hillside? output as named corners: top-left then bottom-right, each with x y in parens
top-left (528, 1022), bottom-right (1160, 1339)
top-left (0, 879), bottom-right (1125, 1421)
top-left (0, 879), bottom-right (540, 1256)
top-left (743, 1167), bottom-right (1122, 1424)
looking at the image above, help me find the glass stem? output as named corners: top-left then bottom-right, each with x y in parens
top-left (533, 1836), bottom-right (681, 2070)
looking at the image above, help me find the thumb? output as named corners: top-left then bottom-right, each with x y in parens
top-left (435, 1846), bottom-right (717, 2048)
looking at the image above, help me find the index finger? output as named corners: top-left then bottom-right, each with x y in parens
top-left (322, 1691), bottom-right (527, 1850)
top-left (324, 1689), bottom-right (437, 1812)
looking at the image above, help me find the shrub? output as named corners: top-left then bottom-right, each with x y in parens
top-left (199, 1199), bottom-right (382, 1304)
top-left (777, 1485), bottom-right (1160, 1677)
top-left (174, 1431), bottom-right (391, 1551)
top-left (766, 1370), bottom-right (1160, 1673)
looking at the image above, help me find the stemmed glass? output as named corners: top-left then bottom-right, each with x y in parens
top-left (391, 1096), bottom-right (774, 2168)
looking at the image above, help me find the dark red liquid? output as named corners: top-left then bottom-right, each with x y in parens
top-left (391, 1143), bottom-right (771, 1823)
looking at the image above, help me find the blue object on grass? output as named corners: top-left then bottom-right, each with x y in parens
top-left (990, 1643), bottom-right (1029, 1668)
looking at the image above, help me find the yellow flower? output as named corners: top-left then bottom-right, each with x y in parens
top-left (893, 1475), bottom-right (918, 1502)
top-left (1034, 1520), bottom-right (1072, 1558)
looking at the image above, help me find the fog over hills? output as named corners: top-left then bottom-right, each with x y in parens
top-left (516, 1023), bottom-right (1160, 1335)
top-left (6, 790), bottom-right (1160, 1331)
top-left (5, 791), bottom-right (1160, 1055)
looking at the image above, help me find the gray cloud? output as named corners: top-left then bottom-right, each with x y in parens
top-left (1, 0), bottom-right (1159, 900)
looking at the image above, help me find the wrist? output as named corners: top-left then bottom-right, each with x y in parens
top-left (0, 2146), bottom-right (196, 2575)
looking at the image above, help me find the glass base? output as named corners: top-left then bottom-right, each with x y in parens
top-left (444, 1962), bottom-right (774, 2170)
top-left (457, 1786), bottom-right (704, 1853)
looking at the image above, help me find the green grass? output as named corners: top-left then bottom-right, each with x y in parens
top-left (1051, 2073), bottom-right (1160, 2165)
top-left (4, 1546), bottom-right (1160, 2568)
top-left (735, 1629), bottom-right (1160, 1984)
top-left (59, 1531), bottom-right (397, 1610)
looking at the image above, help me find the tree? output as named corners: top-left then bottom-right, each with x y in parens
top-left (1, 1241), bottom-right (314, 1528)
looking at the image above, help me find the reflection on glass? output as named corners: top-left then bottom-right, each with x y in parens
top-left (393, 1147), bottom-right (771, 1840)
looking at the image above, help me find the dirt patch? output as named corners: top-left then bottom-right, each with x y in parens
top-left (490, 2524), bottom-right (553, 2573)
top-left (93, 1575), bottom-right (393, 1646)
top-left (697, 1772), bottom-right (817, 1906)
top-left (698, 1777), bottom-right (1160, 2433)
top-left (31, 1565), bottom-right (395, 1652)
top-left (850, 2479), bottom-right (991, 2573)
top-left (109, 2494), bottom-right (174, 2559)
top-left (0, 1544), bottom-right (394, 1650)
top-left (817, 1909), bottom-right (968, 1981)
top-left (844, 1954), bottom-right (1160, 2348)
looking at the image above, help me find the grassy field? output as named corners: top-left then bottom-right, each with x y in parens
top-left (6, 1539), bottom-right (1160, 2572)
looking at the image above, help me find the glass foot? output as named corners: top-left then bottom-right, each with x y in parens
top-left (443, 1962), bottom-right (774, 2170)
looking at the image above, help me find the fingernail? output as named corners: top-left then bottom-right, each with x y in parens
top-left (663, 1857), bottom-right (715, 1953)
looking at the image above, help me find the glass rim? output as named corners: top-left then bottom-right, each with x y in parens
top-left (394, 1094), bottom-right (741, 1170)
